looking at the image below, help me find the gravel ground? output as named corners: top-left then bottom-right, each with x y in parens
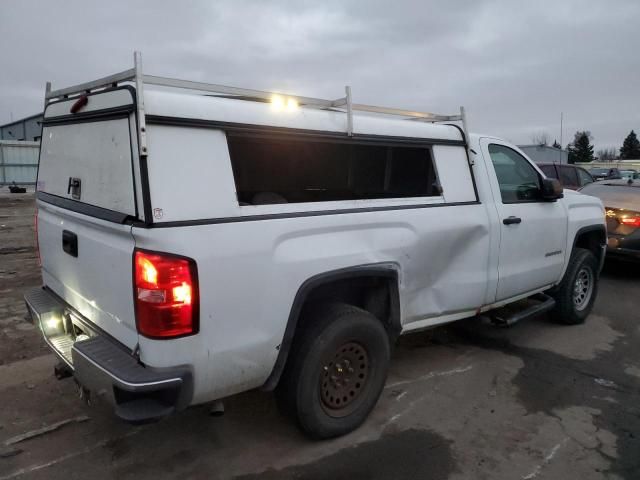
top-left (0, 192), bottom-right (638, 480)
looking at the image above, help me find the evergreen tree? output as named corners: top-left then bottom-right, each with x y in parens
top-left (567, 131), bottom-right (595, 164)
top-left (567, 144), bottom-right (576, 164)
top-left (620, 130), bottom-right (640, 159)
top-left (552, 140), bottom-right (561, 149)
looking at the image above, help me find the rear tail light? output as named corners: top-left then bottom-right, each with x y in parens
top-left (134, 249), bottom-right (199, 338)
top-left (620, 216), bottom-right (640, 227)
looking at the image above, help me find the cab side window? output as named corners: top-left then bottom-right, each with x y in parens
top-left (488, 144), bottom-right (542, 203)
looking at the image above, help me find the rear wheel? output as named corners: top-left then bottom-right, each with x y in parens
top-left (549, 248), bottom-right (598, 325)
top-left (277, 303), bottom-right (390, 439)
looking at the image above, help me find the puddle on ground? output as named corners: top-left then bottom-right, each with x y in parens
top-left (234, 429), bottom-right (455, 480)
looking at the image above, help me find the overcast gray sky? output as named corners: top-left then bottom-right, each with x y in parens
top-left (1, 0), bottom-right (638, 150)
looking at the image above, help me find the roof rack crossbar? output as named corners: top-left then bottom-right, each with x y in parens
top-left (43, 51), bottom-right (470, 157)
top-left (351, 103), bottom-right (461, 122)
top-left (46, 68), bottom-right (136, 100)
top-left (143, 74), bottom-right (340, 109)
top-left (141, 75), bottom-right (464, 124)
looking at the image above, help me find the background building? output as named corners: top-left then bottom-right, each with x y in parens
top-left (518, 144), bottom-right (568, 164)
top-left (0, 140), bottom-right (39, 185)
top-left (0, 114), bottom-right (42, 185)
top-left (0, 113), bottom-right (43, 142)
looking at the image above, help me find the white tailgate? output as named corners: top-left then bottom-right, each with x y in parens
top-left (38, 201), bottom-right (138, 348)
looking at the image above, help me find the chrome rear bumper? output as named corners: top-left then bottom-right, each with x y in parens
top-left (24, 287), bottom-right (193, 423)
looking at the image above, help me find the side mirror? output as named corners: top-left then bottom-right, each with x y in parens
top-left (541, 178), bottom-right (564, 201)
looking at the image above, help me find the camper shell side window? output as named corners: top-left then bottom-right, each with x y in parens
top-left (227, 133), bottom-right (441, 205)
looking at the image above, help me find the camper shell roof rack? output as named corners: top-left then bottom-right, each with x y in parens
top-left (44, 51), bottom-right (470, 158)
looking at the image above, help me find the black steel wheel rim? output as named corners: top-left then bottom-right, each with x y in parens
top-left (319, 342), bottom-right (370, 418)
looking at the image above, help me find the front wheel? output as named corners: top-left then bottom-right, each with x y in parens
top-left (276, 303), bottom-right (390, 439)
top-left (548, 248), bottom-right (599, 325)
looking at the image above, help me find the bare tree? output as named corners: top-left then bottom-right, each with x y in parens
top-left (530, 131), bottom-right (550, 146)
top-left (596, 148), bottom-right (617, 161)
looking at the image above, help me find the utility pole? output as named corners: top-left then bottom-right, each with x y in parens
top-left (559, 112), bottom-right (563, 164)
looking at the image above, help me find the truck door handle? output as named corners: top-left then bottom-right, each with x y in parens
top-left (503, 216), bottom-right (522, 225)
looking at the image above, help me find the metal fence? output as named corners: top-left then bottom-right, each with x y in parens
top-left (575, 161), bottom-right (640, 170)
top-left (0, 140), bottom-right (39, 185)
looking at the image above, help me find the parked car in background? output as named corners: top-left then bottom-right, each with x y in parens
top-left (619, 169), bottom-right (639, 181)
top-left (580, 179), bottom-right (640, 261)
top-left (539, 163), bottom-right (594, 190)
top-left (589, 167), bottom-right (621, 181)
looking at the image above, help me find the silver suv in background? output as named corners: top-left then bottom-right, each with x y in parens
top-left (590, 167), bottom-right (622, 181)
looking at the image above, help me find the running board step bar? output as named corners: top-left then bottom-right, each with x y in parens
top-left (490, 293), bottom-right (556, 327)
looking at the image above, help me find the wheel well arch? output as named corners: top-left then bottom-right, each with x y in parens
top-left (262, 264), bottom-right (401, 391)
top-left (572, 225), bottom-right (606, 264)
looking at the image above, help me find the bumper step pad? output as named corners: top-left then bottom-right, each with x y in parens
top-left (72, 336), bottom-right (182, 388)
top-left (49, 335), bottom-right (75, 365)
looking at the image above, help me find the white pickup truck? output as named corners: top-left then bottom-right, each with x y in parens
top-left (25, 53), bottom-right (606, 439)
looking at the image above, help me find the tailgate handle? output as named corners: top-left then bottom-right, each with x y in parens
top-left (503, 216), bottom-right (522, 225)
top-left (62, 230), bottom-right (78, 257)
top-left (67, 177), bottom-right (81, 200)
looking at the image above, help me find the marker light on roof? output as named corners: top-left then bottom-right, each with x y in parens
top-left (286, 98), bottom-right (299, 111)
top-left (271, 95), bottom-right (298, 112)
top-left (271, 95), bottom-right (285, 111)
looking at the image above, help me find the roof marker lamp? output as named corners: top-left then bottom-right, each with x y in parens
top-left (286, 98), bottom-right (299, 111)
top-left (271, 95), bottom-right (285, 111)
top-left (271, 95), bottom-right (298, 112)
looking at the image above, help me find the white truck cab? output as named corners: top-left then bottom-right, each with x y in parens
top-left (25, 53), bottom-right (606, 438)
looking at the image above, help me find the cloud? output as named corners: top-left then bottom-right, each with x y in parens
top-left (1, 0), bottom-right (638, 148)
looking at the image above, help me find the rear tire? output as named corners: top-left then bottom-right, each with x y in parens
top-left (276, 303), bottom-right (390, 439)
top-left (549, 248), bottom-right (598, 325)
